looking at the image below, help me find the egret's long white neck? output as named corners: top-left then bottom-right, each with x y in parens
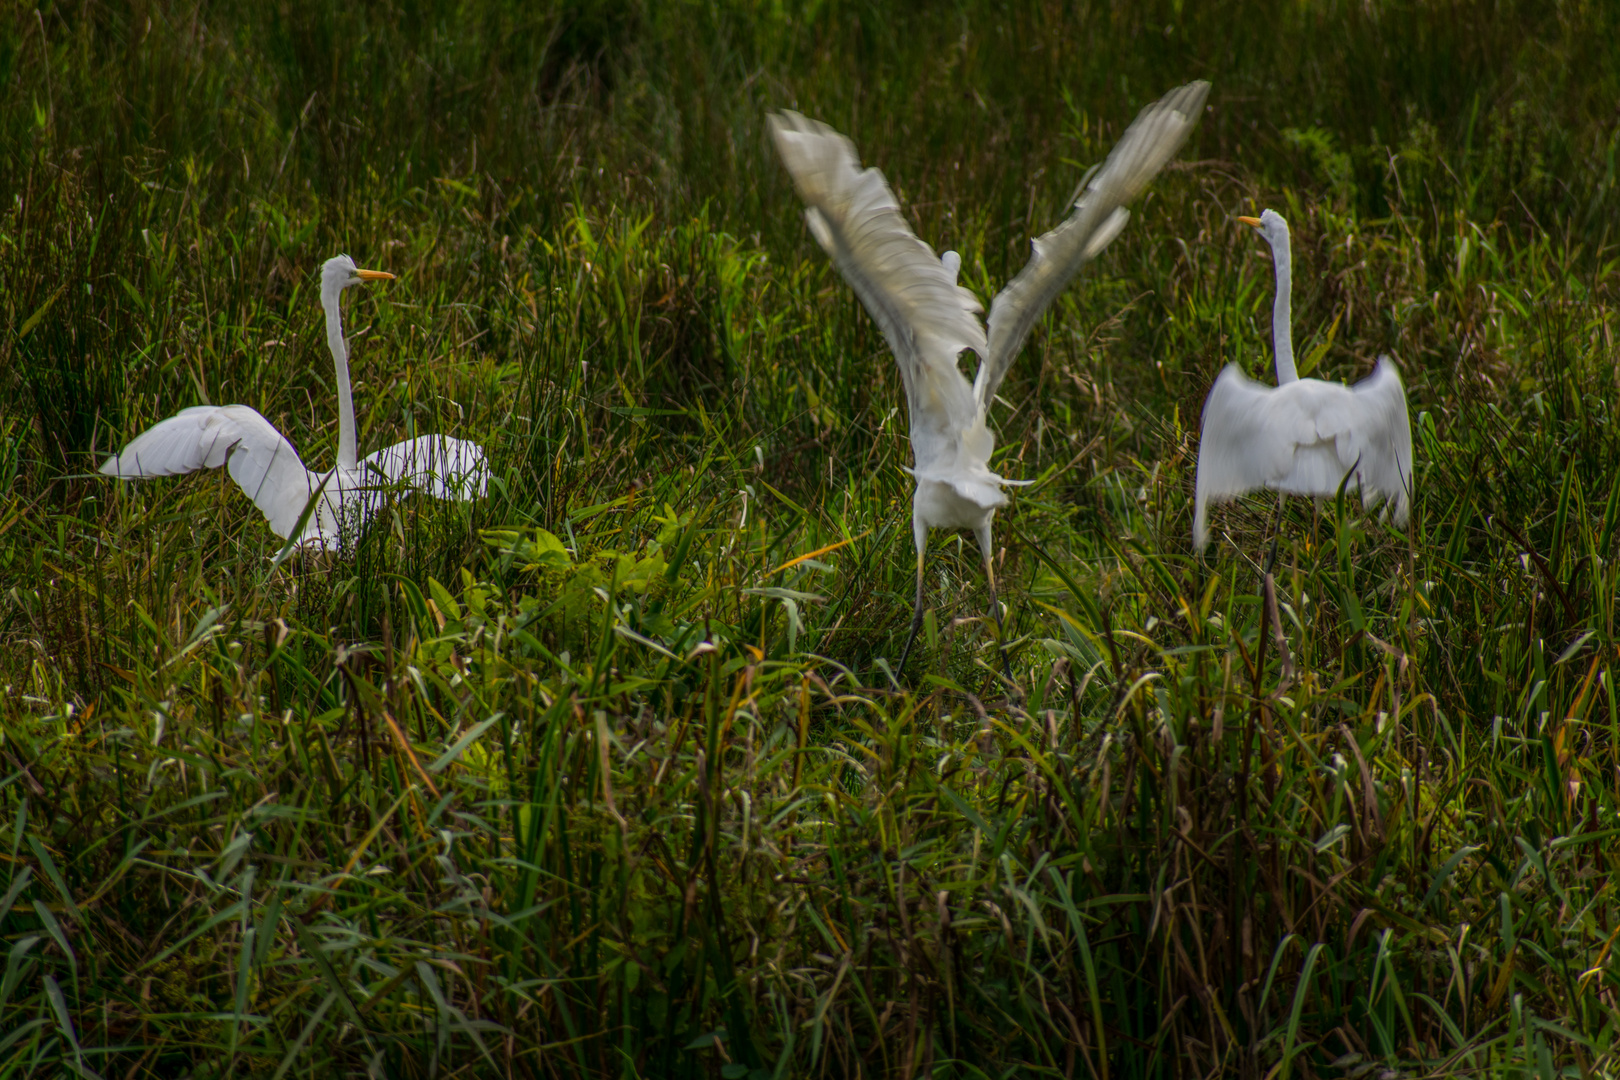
top-left (1268, 223), bottom-right (1297, 384)
top-left (321, 280), bottom-right (358, 471)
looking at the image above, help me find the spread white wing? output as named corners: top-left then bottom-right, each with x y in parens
top-left (769, 110), bottom-right (1000, 500)
top-left (1193, 357), bottom-right (1413, 548)
top-left (359, 435), bottom-right (490, 500)
top-left (100, 405), bottom-right (321, 540)
top-left (978, 80), bottom-right (1210, 414)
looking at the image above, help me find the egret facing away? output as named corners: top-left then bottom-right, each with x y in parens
top-left (1192, 210), bottom-right (1413, 549)
top-left (771, 80), bottom-right (1209, 672)
top-left (101, 255), bottom-right (489, 552)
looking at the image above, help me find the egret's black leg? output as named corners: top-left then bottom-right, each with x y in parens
top-left (985, 552), bottom-right (1011, 677)
top-left (975, 523), bottom-right (1010, 677)
top-left (1264, 493), bottom-right (1285, 575)
top-left (896, 548), bottom-right (927, 674)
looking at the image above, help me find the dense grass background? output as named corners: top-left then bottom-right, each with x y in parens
top-left (4, 0), bottom-right (1620, 1076)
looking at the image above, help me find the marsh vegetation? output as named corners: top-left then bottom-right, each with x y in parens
top-left (3, 1), bottom-right (1620, 1076)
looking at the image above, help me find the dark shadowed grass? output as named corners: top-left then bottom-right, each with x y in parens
top-left (3, 1), bottom-right (1620, 1077)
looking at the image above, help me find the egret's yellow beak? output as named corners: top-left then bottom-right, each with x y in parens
top-left (1236, 216), bottom-right (1262, 228)
top-left (355, 268), bottom-right (395, 281)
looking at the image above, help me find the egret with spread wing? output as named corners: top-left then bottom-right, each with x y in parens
top-left (771, 80), bottom-right (1209, 671)
top-left (100, 255), bottom-right (489, 552)
top-left (1193, 210), bottom-right (1413, 549)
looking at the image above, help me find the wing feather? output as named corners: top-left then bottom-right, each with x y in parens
top-left (100, 405), bottom-right (321, 540)
top-left (360, 436), bottom-right (490, 500)
top-left (769, 110), bottom-right (987, 464)
top-left (979, 80), bottom-right (1210, 413)
top-left (1193, 358), bottom-right (1413, 548)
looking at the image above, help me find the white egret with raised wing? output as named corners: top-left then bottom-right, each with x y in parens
top-left (100, 255), bottom-right (489, 552)
top-left (771, 80), bottom-right (1209, 671)
top-left (1193, 210), bottom-right (1412, 549)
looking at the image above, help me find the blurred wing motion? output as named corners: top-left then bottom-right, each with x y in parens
top-left (769, 109), bottom-right (1002, 503)
top-left (1193, 356), bottom-right (1413, 548)
top-left (979, 80), bottom-right (1210, 413)
top-left (360, 436), bottom-right (490, 500)
top-left (99, 405), bottom-right (321, 540)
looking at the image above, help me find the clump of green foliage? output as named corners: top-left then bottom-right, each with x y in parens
top-left (3, 1), bottom-right (1619, 1077)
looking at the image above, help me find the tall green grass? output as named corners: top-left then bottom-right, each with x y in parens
top-left (3, 0), bottom-right (1620, 1076)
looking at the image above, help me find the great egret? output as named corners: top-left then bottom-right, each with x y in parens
top-left (770, 80), bottom-right (1209, 671)
top-left (1192, 210), bottom-right (1412, 549)
top-left (100, 255), bottom-right (489, 551)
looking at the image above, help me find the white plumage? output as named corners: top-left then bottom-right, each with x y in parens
top-left (1193, 210), bottom-right (1413, 548)
top-left (770, 80), bottom-right (1209, 668)
top-left (101, 255), bottom-right (489, 552)
top-left (357, 436), bottom-right (489, 502)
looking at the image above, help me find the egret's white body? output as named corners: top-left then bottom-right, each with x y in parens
top-left (100, 255), bottom-right (489, 551)
top-left (771, 81), bottom-right (1209, 668)
top-left (1193, 210), bottom-right (1413, 548)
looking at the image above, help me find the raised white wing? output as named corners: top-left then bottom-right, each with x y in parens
top-left (979, 80), bottom-right (1210, 414)
top-left (769, 110), bottom-right (990, 484)
top-left (100, 404), bottom-right (322, 540)
top-left (360, 435), bottom-right (490, 500)
top-left (1192, 357), bottom-right (1413, 548)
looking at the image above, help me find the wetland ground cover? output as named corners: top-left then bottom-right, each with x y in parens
top-left (3, 0), bottom-right (1620, 1076)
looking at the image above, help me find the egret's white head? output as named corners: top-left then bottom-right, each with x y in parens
top-left (1236, 209), bottom-right (1289, 250)
top-left (320, 254), bottom-right (395, 293)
